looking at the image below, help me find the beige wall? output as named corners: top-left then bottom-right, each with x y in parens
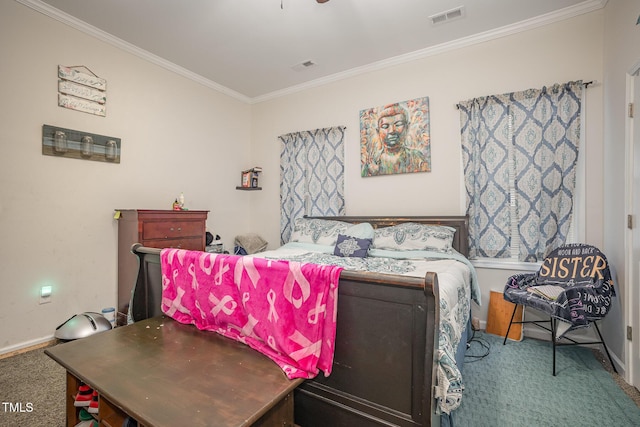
top-left (0, 1), bottom-right (253, 352)
top-left (250, 12), bottom-right (605, 327)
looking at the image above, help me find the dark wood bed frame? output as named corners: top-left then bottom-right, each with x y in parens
top-left (129, 215), bottom-right (469, 427)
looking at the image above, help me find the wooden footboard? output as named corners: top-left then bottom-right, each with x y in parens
top-left (295, 270), bottom-right (439, 427)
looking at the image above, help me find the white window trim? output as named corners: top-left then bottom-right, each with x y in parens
top-left (471, 258), bottom-right (541, 271)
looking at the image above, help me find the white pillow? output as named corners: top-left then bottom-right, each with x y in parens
top-left (289, 218), bottom-right (351, 245)
top-left (343, 222), bottom-right (375, 240)
top-left (372, 222), bottom-right (456, 252)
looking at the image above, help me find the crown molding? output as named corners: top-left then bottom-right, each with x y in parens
top-left (16, 0), bottom-right (252, 103)
top-left (17, 0), bottom-right (606, 105)
top-left (253, 0), bottom-right (606, 103)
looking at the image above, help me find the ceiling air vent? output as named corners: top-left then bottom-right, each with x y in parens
top-left (292, 60), bottom-right (317, 72)
top-left (429, 6), bottom-right (465, 25)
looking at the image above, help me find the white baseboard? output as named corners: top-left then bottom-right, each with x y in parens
top-left (0, 334), bottom-right (56, 358)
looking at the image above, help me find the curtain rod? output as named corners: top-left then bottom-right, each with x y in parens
top-left (455, 80), bottom-right (594, 109)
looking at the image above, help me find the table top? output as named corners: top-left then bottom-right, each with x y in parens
top-left (45, 316), bottom-right (302, 427)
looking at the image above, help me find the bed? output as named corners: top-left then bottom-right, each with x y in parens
top-left (129, 215), bottom-right (479, 427)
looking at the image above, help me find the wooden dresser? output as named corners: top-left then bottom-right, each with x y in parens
top-left (116, 209), bottom-right (208, 325)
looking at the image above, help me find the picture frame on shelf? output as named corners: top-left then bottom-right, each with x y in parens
top-left (241, 171), bottom-right (251, 188)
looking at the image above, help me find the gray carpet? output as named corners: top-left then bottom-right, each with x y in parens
top-left (0, 345), bottom-right (65, 426)
top-left (1, 335), bottom-right (639, 427)
top-left (455, 332), bottom-right (640, 427)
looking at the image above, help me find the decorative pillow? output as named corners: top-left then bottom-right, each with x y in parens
top-left (343, 222), bottom-right (375, 240)
top-left (371, 222), bottom-right (456, 252)
top-left (333, 234), bottom-right (372, 258)
top-left (289, 218), bottom-right (351, 245)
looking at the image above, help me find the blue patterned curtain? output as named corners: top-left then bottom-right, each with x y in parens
top-left (459, 94), bottom-right (513, 259)
top-left (279, 126), bottom-right (346, 244)
top-left (460, 81), bottom-right (582, 262)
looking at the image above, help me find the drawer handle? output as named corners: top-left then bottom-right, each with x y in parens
top-left (169, 227), bottom-right (182, 232)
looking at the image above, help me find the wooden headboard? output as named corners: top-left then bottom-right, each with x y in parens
top-left (307, 215), bottom-right (469, 257)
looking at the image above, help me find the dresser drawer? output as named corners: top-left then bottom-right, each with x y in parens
top-left (142, 237), bottom-right (203, 250)
top-left (142, 221), bottom-right (204, 240)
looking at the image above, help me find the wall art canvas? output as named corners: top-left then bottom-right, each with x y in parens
top-left (360, 97), bottom-right (431, 177)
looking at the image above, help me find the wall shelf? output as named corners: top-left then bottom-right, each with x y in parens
top-left (236, 186), bottom-right (262, 191)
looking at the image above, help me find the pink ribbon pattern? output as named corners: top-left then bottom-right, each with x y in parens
top-left (160, 249), bottom-right (342, 379)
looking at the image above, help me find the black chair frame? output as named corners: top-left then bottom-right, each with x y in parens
top-left (503, 303), bottom-right (617, 376)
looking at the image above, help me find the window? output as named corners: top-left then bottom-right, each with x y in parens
top-left (278, 126), bottom-right (346, 244)
top-left (459, 81), bottom-right (584, 264)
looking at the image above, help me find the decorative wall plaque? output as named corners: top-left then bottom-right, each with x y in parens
top-left (58, 65), bottom-right (107, 117)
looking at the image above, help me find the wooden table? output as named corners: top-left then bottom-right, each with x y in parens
top-left (45, 316), bottom-right (303, 427)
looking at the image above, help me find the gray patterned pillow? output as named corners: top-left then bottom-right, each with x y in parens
top-left (372, 222), bottom-right (456, 252)
top-left (334, 234), bottom-right (372, 258)
top-left (289, 218), bottom-right (351, 245)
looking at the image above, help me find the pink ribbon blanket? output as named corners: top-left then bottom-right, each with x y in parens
top-left (160, 248), bottom-right (343, 379)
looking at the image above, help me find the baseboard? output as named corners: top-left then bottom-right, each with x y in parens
top-left (0, 335), bottom-right (57, 359)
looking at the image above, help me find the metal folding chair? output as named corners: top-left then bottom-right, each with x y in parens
top-left (502, 243), bottom-right (617, 376)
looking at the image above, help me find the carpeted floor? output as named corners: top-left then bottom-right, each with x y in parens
top-left (0, 343), bottom-right (65, 427)
top-left (454, 332), bottom-right (640, 427)
top-left (1, 334), bottom-right (639, 427)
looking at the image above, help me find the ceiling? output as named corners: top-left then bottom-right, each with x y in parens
top-left (25, 0), bottom-right (603, 102)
